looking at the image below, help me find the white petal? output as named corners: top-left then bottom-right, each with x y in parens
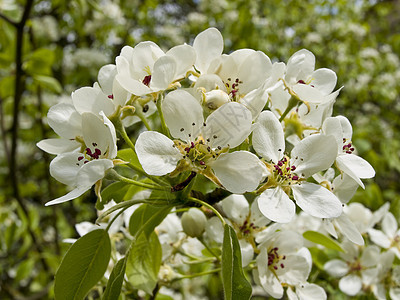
top-left (250, 200), bottom-right (271, 227)
top-left (204, 102), bottom-right (252, 149)
top-left (292, 84), bottom-right (325, 103)
top-left (112, 77), bottom-right (129, 107)
top-left (332, 173), bottom-right (359, 203)
top-left (296, 283), bottom-right (327, 300)
top-left (81, 112), bottom-right (113, 157)
top-left (47, 102), bottom-right (82, 139)
top-left (130, 41), bottom-right (164, 75)
top-left (291, 134), bottom-right (337, 178)
top-left (99, 111), bottom-right (118, 159)
top-left (98, 64), bottom-right (117, 95)
top-left (335, 214), bottom-right (364, 245)
top-left (257, 187), bottom-right (295, 223)
top-left (211, 151), bottom-right (264, 194)
top-left (237, 51), bottom-right (272, 94)
top-left (115, 56), bottom-right (151, 96)
top-left (321, 117), bottom-right (344, 153)
top-left (336, 154), bottom-right (375, 188)
top-left (360, 245), bottom-right (380, 267)
top-left (45, 186), bottom-right (89, 206)
top-left (277, 255), bottom-right (309, 285)
top-left (166, 44), bottom-right (196, 78)
top-left (220, 194), bottom-right (249, 224)
top-left (285, 49), bottom-right (315, 84)
top-left (287, 286), bottom-right (298, 300)
top-left (324, 259), bottom-right (349, 277)
top-left (76, 159), bottom-right (113, 188)
top-left (390, 288), bottom-right (400, 300)
top-left (239, 83), bottom-right (268, 119)
top-left (252, 110), bottom-right (285, 163)
top-left (382, 212), bottom-right (398, 238)
top-left (292, 182), bottom-right (342, 218)
top-left (72, 86), bottom-right (115, 116)
top-left (36, 138), bottom-right (80, 155)
top-left (239, 239), bottom-right (254, 267)
top-left (135, 131), bottom-right (181, 176)
top-left (368, 229), bottom-right (391, 248)
top-left (193, 27), bottom-right (223, 74)
top-left (339, 275), bottom-right (362, 296)
top-left (205, 216), bottom-right (224, 244)
top-left (150, 55), bottom-right (177, 90)
top-left (50, 152), bottom-right (83, 186)
top-left (311, 68), bottom-right (337, 95)
top-left (162, 89), bottom-right (204, 141)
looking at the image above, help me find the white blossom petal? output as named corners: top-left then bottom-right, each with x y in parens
top-left (277, 255), bottom-right (309, 285)
top-left (50, 152), bottom-right (83, 186)
top-left (285, 49), bottom-right (315, 84)
top-left (360, 245), bottom-right (380, 267)
top-left (166, 44), bottom-right (196, 78)
top-left (135, 131), bottom-right (181, 176)
top-left (382, 212), bottom-right (398, 238)
top-left (335, 214), bottom-right (364, 245)
top-left (220, 194), bottom-right (249, 224)
top-left (332, 173), bottom-right (359, 203)
top-left (239, 239), bottom-right (254, 267)
top-left (252, 110), bottom-right (285, 163)
top-left (339, 275), bottom-right (362, 296)
top-left (72, 86), bottom-right (115, 116)
top-left (47, 102), bottom-right (82, 139)
top-left (204, 102), bottom-right (252, 149)
top-left (162, 89), bottom-right (204, 141)
top-left (257, 187), bottom-right (295, 223)
top-left (115, 56), bottom-right (151, 96)
top-left (292, 182), bottom-right (342, 218)
top-left (98, 64), bottom-right (117, 95)
top-left (45, 186), bottom-right (89, 206)
top-left (311, 68), bottom-right (337, 95)
top-left (150, 55), bottom-right (177, 90)
top-left (193, 27), bottom-right (223, 74)
top-left (211, 151), bottom-right (264, 194)
top-left (368, 228), bottom-right (391, 248)
top-left (291, 134), bottom-right (337, 178)
top-left (336, 154), bottom-right (375, 188)
top-left (324, 259), bottom-right (349, 277)
top-left (296, 283), bottom-right (327, 300)
top-left (36, 138), bottom-right (80, 155)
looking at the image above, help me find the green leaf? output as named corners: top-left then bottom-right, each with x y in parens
top-left (102, 257), bottom-right (127, 300)
top-left (33, 75), bottom-right (62, 93)
top-left (117, 148), bottom-right (144, 171)
top-left (55, 229), bottom-right (111, 300)
top-left (101, 182), bottom-right (131, 204)
top-left (128, 203), bottom-right (172, 238)
top-left (222, 224), bottom-right (252, 300)
top-left (24, 48), bottom-right (55, 76)
top-left (303, 231), bottom-right (344, 252)
top-left (126, 231), bottom-right (162, 295)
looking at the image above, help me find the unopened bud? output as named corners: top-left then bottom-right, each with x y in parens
top-left (181, 207), bottom-right (207, 238)
top-left (205, 90), bottom-right (230, 109)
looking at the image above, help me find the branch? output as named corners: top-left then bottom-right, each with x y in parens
top-left (0, 12), bottom-right (18, 27)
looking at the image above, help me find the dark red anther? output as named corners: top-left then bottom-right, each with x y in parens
top-left (280, 263), bottom-right (284, 268)
top-left (108, 94), bottom-right (114, 99)
top-left (273, 266), bottom-right (278, 270)
top-left (78, 156), bottom-right (84, 161)
top-left (142, 75), bottom-right (152, 87)
top-left (199, 161), bottom-right (205, 165)
top-left (278, 161), bottom-right (283, 166)
top-left (94, 148), bottom-right (101, 156)
top-left (291, 165), bottom-right (296, 171)
top-left (350, 148), bottom-right (354, 151)
top-left (298, 79), bottom-right (306, 84)
top-left (191, 142), bottom-right (195, 148)
top-left (185, 147), bottom-right (190, 153)
top-left (86, 148), bottom-right (92, 155)
top-left (292, 175), bottom-right (299, 180)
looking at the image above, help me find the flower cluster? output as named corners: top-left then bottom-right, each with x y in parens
top-left (39, 28), bottom-right (393, 299)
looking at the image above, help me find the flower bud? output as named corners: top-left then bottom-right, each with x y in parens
top-left (181, 207), bottom-right (207, 238)
top-left (205, 89), bottom-right (230, 109)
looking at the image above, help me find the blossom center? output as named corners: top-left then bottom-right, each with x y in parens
top-left (76, 142), bottom-right (105, 166)
top-left (224, 77), bottom-right (243, 101)
top-left (342, 138), bottom-right (355, 154)
top-left (239, 219), bottom-right (258, 237)
top-left (142, 75), bottom-right (152, 87)
top-left (267, 247), bottom-right (286, 271)
top-left (271, 156), bottom-right (300, 187)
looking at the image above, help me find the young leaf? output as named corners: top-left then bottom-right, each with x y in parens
top-left (222, 224), bottom-right (252, 300)
top-left (303, 231), bottom-right (344, 252)
top-left (54, 229), bottom-right (111, 300)
top-left (128, 203), bottom-right (172, 238)
top-left (101, 181), bottom-right (131, 204)
top-left (102, 257), bottom-right (127, 300)
top-left (126, 231), bottom-right (162, 295)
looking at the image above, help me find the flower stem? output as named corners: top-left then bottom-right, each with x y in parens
top-left (107, 169), bottom-right (170, 191)
top-left (133, 102), bottom-right (152, 131)
top-left (105, 206), bottom-right (128, 232)
top-left (279, 96), bottom-right (299, 122)
top-left (156, 93), bottom-right (171, 138)
top-left (199, 237), bottom-right (221, 262)
top-left (188, 196), bottom-right (226, 226)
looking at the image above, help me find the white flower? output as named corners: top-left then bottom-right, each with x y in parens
top-left (253, 110), bottom-right (342, 223)
top-left (368, 212), bottom-right (400, 259)
top-left (324, 241), bottom-right (380, 296)
top-left (254, 230), bottom-right (311, 299)
top-left (282, 49), bottom-right (342, 105)
top-left (45, 112), bottom-right (117, 205)
top-left (116, 42), bottom-right (196, 96)
top-left (135, 90), bottom-right (266, 194)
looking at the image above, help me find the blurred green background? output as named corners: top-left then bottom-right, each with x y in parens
top-left (0, 0), bottom-right (399, 298)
